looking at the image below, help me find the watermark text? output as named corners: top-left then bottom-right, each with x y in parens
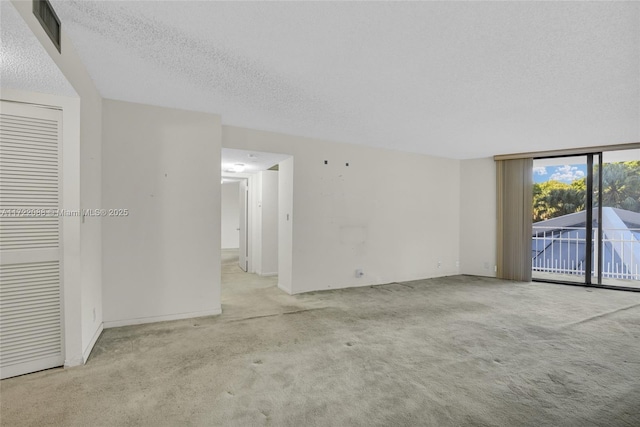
top-left (0, 208), bottom-right (129, 218)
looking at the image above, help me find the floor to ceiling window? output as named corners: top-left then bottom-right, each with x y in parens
top-left (532, 149), bottom-right (640, 291)
top-left (599, 150), bottom-right (640, 289)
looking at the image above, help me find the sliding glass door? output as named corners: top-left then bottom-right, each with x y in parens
top-left (598, 150), bottom-right (640, 289)
top-left (532, 149), bottom-right (639, 291)
top-left (532, 156), bottom-right (590, 284)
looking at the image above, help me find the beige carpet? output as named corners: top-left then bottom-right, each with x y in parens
top-left (1, 252), bottom-right (639, 426)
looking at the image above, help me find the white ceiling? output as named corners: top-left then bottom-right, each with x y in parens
top-left (0, 1), bottom-right (76, 97)
top-left (11, 1), bottom-right (640, 159)
top-left (221, 148), bottom-right (290, 176)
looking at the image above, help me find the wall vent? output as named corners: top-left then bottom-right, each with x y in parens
top-left (33, 0), bottom-right (61, 53)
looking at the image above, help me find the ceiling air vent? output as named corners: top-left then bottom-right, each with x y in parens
top-left (33, 0), bottom-right (61, 52)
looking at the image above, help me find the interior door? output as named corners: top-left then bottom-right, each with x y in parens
top-left (238, 179), bottom-right (248, 271)
top-left (0, 100), bottom-right (64, 379)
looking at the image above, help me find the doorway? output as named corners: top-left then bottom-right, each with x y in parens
top-left (532, 149), bottom-right (640, 290)
top-left (220, 148), bottom-right (293, 312)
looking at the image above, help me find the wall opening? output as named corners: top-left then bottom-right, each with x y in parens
top-left (220, 148), bottom-right (293, 316)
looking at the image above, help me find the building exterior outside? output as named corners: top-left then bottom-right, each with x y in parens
top-left (532, 207), bottom-right (640, 283)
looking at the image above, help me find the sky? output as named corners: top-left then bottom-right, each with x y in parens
top-left (533, 164), bottom-right (587, 184)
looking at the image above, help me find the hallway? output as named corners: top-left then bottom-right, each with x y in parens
top-left (219, 249), bottom-right (314, 321)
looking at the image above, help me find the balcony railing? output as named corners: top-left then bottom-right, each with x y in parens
top-left (532, 226), bottom-right (640, 281)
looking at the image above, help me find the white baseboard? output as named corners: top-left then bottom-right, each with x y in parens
top-left (277, 282), bottom-right (292, 295)
top-left (258, 272), bottom-right (278, 277)
top-left (82, 323), bottom-right (104, 363)
top-left (64, 356), bottom-right (84, 368)
top-left (103, 308), bottom-right (222, 329)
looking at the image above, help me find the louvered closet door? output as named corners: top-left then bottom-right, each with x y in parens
top-left (0, 101), bottom-right (63, 379)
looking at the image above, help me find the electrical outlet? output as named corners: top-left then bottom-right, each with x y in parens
top-left (455, 261), bottom-right (460, 269)
top-left (437, 261), bottom-right (442, 269)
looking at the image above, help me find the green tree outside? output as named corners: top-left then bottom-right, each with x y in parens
top-left (533, 161), bottom-right (640, 222)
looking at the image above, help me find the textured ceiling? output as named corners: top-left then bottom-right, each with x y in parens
top-left (0, 1), bottom-right (76, 97)
top-left (43, 1), bottom-right (640, 159)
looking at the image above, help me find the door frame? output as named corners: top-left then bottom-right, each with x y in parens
top-left (1, 89), bottom-right (87, 367)
top-left (238, 178), bottom-right (249, 272)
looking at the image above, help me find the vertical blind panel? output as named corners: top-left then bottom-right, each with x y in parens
top-left (0, 261), bottom-right (62, 367)
top-left (496, 158), bottom-right (533, 282)
top-left (0, 112), bottom-right (60, 251)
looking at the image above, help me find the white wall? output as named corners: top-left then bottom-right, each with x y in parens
top-left (459, 157), bottom-right (497, 277)
top-left (278, 158), bottom-right (294, 293)
top-left (258, 170), bottom-right (279, 276)
top-left (10, 0), bottom-right (103, 363)
top-left (221, 182), bottom-right (240, 249)
top-left (223, 126), bottom-right (461, 294)
top-left (102, 99), bottom-right (221, 327)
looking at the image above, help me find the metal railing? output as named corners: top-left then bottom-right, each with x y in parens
top-left (532, 226), bottom-right (640, 281)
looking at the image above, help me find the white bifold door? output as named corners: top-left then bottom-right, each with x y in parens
top-left (0, 101), bottom-right (64, 379)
